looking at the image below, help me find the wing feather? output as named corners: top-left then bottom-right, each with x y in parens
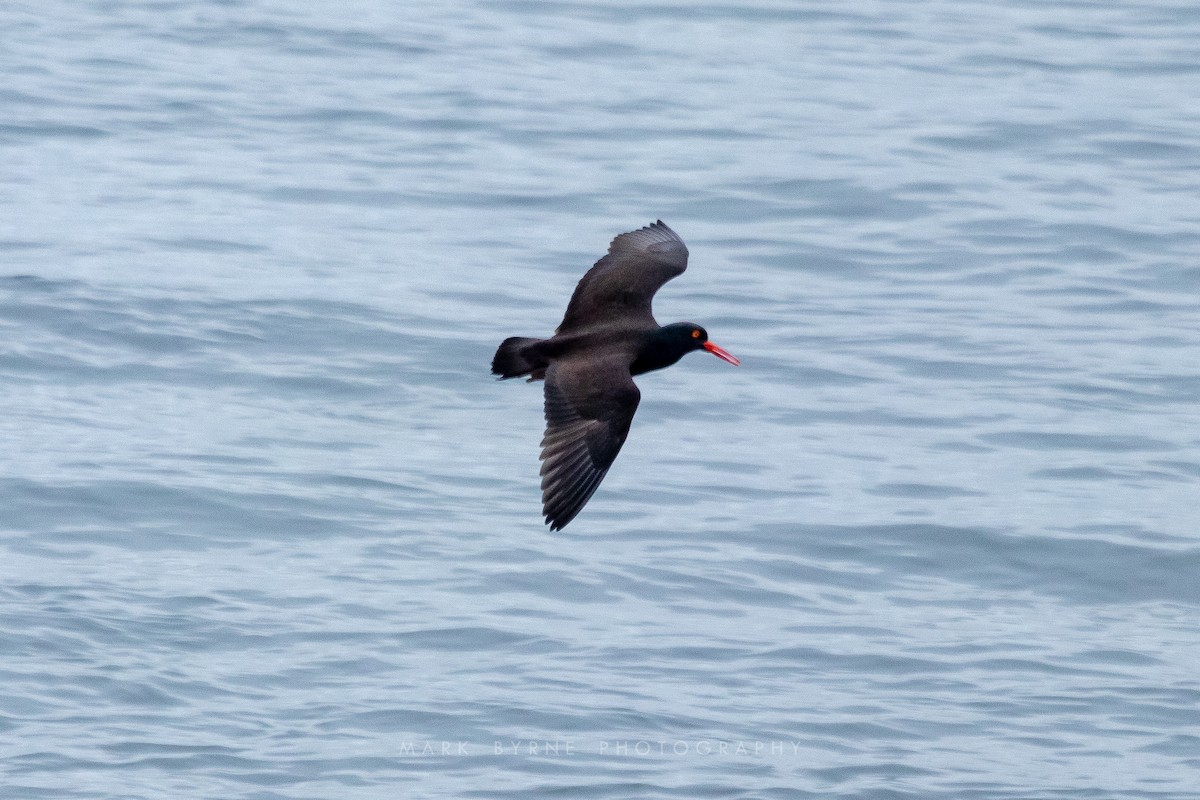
top-left (539, 360), bottom-right (641, 530)
top-left (556, 220), bottom-right (689, 334)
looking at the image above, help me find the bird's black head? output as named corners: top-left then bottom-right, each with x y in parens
top-left (670, 322), bottom-right (710, 351)
top-left (632, 322), bottom-right (740, 375)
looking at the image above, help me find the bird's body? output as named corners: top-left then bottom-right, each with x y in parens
top-left (492, 221), bottom-right (739, 530)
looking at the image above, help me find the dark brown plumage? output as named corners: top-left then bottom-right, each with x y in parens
top-left (492, 221), bottom-right (739, 530)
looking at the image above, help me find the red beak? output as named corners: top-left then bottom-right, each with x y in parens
top-left (703, 340), bottom-right (740, 366)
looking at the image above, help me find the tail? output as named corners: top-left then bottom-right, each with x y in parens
top-left (491, 336), bottom-right (546, 380)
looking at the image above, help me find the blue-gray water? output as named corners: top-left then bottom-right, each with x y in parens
top-left (3, 1), bottom-right (1199, 798)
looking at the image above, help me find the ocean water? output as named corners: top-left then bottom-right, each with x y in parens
top-left (2, 1), bottom-right (1199, 798)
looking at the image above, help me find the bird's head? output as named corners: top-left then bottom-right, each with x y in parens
top-left (665, 322), bottom-right (740, 366)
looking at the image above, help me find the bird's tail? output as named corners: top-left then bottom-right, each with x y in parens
top-left (491, 336), bottom-right (546, 380)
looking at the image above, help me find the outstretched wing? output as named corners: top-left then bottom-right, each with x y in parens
top-left (539, 358), bottom-right (641, 530)
top-left (556, 220), bottom-right (689, 334)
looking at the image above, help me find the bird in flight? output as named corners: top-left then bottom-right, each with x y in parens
top-left (492, 220), bottom-right (739, 530)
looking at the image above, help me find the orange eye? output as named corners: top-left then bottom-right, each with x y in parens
top-left (691, 329), bottom-right (701, 339)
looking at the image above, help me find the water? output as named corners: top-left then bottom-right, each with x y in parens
top-left (2, 1), bottom-right (1199, 797)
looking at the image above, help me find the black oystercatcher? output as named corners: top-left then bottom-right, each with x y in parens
top-left (492, 220), bottom-right (739, 530)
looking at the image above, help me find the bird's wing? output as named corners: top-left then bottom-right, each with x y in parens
top-left (539, 358), bottom-right (641, 530)
top-left (556, 220), bottom-right (689, 334)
